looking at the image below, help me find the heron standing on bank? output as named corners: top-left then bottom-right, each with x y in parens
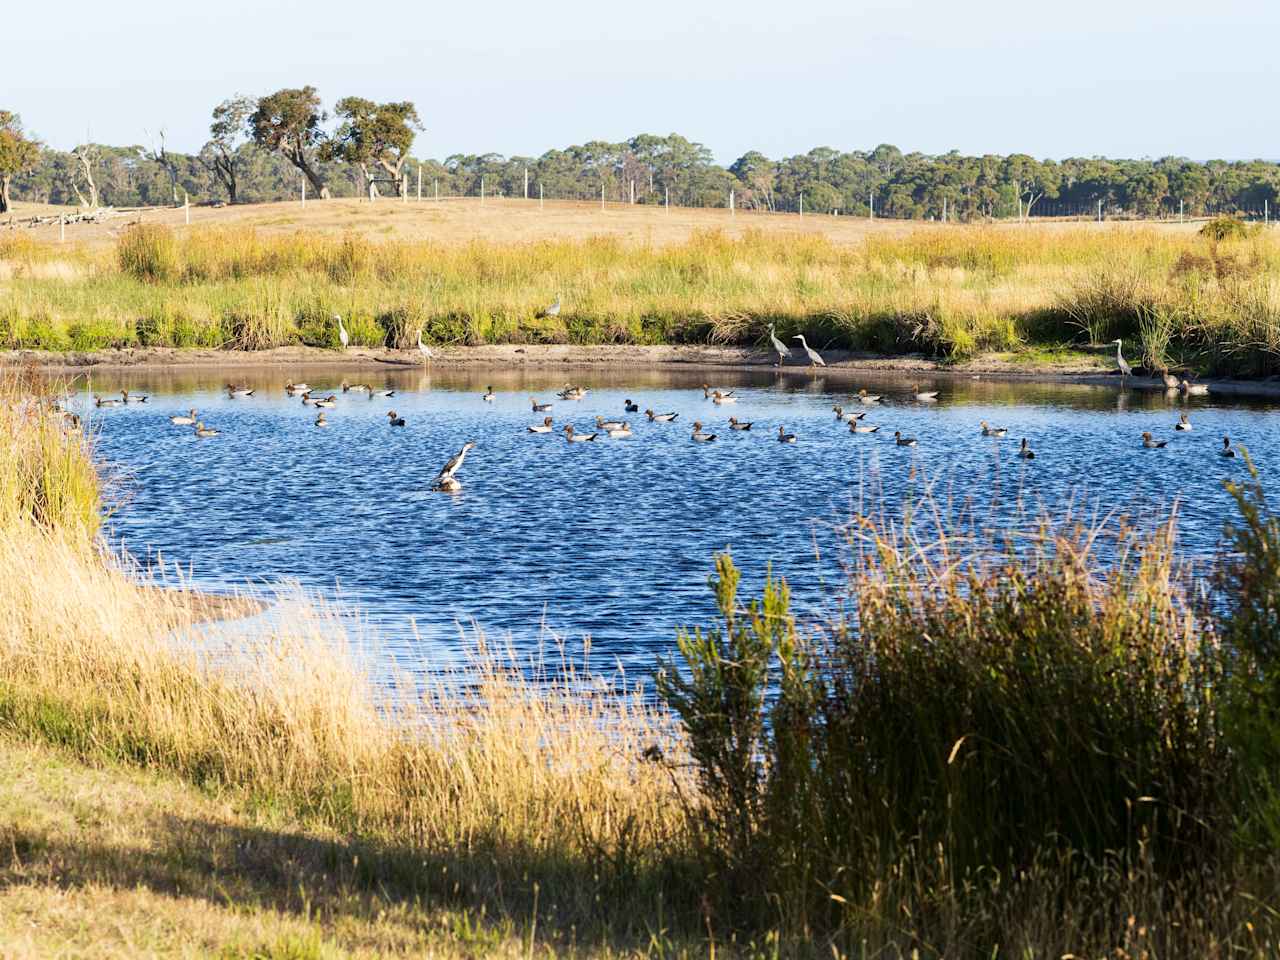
top-left (792, 334), bottom-right (826, 372)
top-left (416, 328), bottom-right (434, 364)
top-left (335, 314), bottom-right (349, 350)
top-left (1112, 338), bottom-right (1132, 382)
top-left (768, 323), bottom-right (790, 366)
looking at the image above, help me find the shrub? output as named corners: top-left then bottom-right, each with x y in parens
top-left (117, 224), bottom-right (180, 283)
top-left (1200, 216), bottom-right (1252, 242)
top-left (662, 511), bottom-right (1229, 933)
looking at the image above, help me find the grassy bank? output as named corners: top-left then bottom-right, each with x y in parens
top-left (4, 369), bottom-right (1280, 956)
top-left (2, 219), bottom-right (1279, 374)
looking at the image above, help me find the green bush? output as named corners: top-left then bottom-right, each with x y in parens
top-left (662, 513), bottom-right (1230, 933)
top-left (1200, 215), bottom-right (1252, 242)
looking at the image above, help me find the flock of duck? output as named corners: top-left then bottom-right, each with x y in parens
top-left (77, 358), bottom-right (1240, 500)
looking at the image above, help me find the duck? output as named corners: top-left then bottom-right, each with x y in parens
top-left (728, 417), bottom-right (753, 430)
top-left (341, 380), bottom-right (371, 393)
top-left (691, 421), bottom-right (717, 442)
top-left (1142, 431), bottom-right (1168, 449)
top-left (379, 389), bottom-right (396, 398)
top-left (300, 391), bottom-right (321, 406)
top-left (285, 380), bottom-right (309, 394)
top-left (94, 394), bottom-right (121, 408)
top-left (386, 410), bottom-right (406, 427)
top-left (1220, 436), bottom-right (1236, 458)
top-left (833, 405), bottom-right (865, 422)
top-left (1017, 438), bottom-right (1035, 459)
top-left (193, 422), bottom-right (220, 438)
top-left (313, 395), bottom-right (337, 409)
top-left (482, 385), bottom-right (496, 402)
top-left (433, 476), bottom-right (462, 493)
top-left (913, 388), bottom-right (939, 402)
top-left (711, 390), bottom-right (738, 405)
top-left (531, 397), bottom-right (554, 412)
top-left (563, 424), bottom-right (597, 442)
top-left (527, 416), bottom-right (554, 433)
top-left (1175, 413), bottom-right (1192, 431)
top-left (595, 416), bottom-right (625, 431)
top-left (624, 399), bottom-right (639, 413)
top-left (702, 384), bottom-right (735, 400)
top-left (893, 431), bottom-right (918, 447)
top-left (169, 408), bottom-right (198, 425)
top-left (605, 422), bottom-right (633, 439)
top-left (850, 420), bottom-right (880, 434)
top-left (122, 389), bottom-right (148, 403)
top-left (857, 389), bottom-right (882, 404)
top-left (314, 412), bottom-right (330, 428)
top-left (777, 425), bottom-right (797, 444)
top-left (980, 420), bottom-right (1008, 437)
top-left (1161, 370), bottom-right (1180, 390)
top-left (1180, 379), bottom-right (1210, 396)
top-left (645, 409), bottom-right (679, 422)
top-left (226, 384), bottom-right (255, 398)
top-left (557, 383), bottom-right (588, 400)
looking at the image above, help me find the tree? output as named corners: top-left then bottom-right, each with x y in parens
top-left (69, 143), bottom-right (99, 208)
top-left (1003, 154), bottom-right (1061, 219)
top-left (200, 95), bottom-right (256, 203)
top-left (323, 97), bottom-right (421, 198)
top-left (143, 127), bottom-right (181, 204)
top-left (0, 111), bottom-right (40, 214)
top-left (249, 86), bottom-right (329, 199)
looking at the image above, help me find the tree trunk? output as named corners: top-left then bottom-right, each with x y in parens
top-left (0, 176), bottom-right (10, 214)
top-left (377, 157), bottom-right (406, 197)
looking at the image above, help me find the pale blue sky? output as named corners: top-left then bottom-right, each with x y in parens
top-left (7, 0), bottom-right (1276, 162)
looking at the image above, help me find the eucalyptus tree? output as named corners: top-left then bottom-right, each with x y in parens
top-left (249, 86), bottom-right (329, 198)
top-left (201, 95), bottom-right (256, 203)
top-left (324, 97), bottom-right (421, 197)
top-left (0, 111), bottom-right (40, 214)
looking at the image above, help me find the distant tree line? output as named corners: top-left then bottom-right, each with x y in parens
top-left (3, 90), bottom-right (1279, 219)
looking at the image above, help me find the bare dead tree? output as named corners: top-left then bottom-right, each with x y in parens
top-left (70, 144), bottom-right (99, 209)
top-left (144, 127), bottom-right (180, 205)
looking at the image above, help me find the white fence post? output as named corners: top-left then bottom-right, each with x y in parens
top-left (417, 165), bottom-right (422, 202)
top-left (799, 194), bottom-right (803, 219)
top-left (301, 176), bottom-right (306, 208)
top-left (480, 177), bottom-right (485, 205)
top-left (524, 166), bottom-right (528, 200)
top-left (729, 189), bottom-right (734, 217)
top-left (601, 183), bottom-right (605, 212)
top-left (540, 182), bottom-right (544, 210)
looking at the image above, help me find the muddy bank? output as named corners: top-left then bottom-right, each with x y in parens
top-left (6, 343), bottom-right (1279, 397)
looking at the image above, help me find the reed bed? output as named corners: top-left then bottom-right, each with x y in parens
top-left (4, 370), bottom-right (1280, 954)
top-left (3, 222), bottom-right (1280, 370)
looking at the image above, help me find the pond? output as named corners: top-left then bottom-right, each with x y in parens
top-left (74, 364), bottom-right (1273, 676)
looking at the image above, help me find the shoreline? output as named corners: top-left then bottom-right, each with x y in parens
top-left (7, 343), bottom-right (1280, 397)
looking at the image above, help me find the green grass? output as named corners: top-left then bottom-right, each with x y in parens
top-left (2, 223), bottom-right (1280, 370)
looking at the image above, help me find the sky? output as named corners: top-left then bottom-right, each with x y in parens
top-left (6, 0), bottom-right (1277, 163)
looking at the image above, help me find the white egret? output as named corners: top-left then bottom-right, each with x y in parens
top-left (416, 328), bottom-right (434, 363)
top-left (768, 323), bottom-right (790, 366)
top-left (335, 314), bottom-right (349, 350)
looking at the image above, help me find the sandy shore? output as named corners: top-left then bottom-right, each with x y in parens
top-left (5, 343), bottom-right (1278, 397)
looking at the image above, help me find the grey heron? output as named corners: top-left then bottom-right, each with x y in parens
top-left (538, 296), bottom-right (561, 319)
top-left (1111, 339), bottom-right (1132, 380)
top-left (792, 334), bottom-right (825, 371)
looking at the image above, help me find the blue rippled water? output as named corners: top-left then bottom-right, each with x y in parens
top-left (74, 365), bottom-right (1276, 674)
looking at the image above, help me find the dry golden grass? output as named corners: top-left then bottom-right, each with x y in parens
top-left (9, 195), bottom-right (1207, 251)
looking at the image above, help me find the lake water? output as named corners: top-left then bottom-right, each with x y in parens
top-left (73, 365), bottom-right (1275, 676)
